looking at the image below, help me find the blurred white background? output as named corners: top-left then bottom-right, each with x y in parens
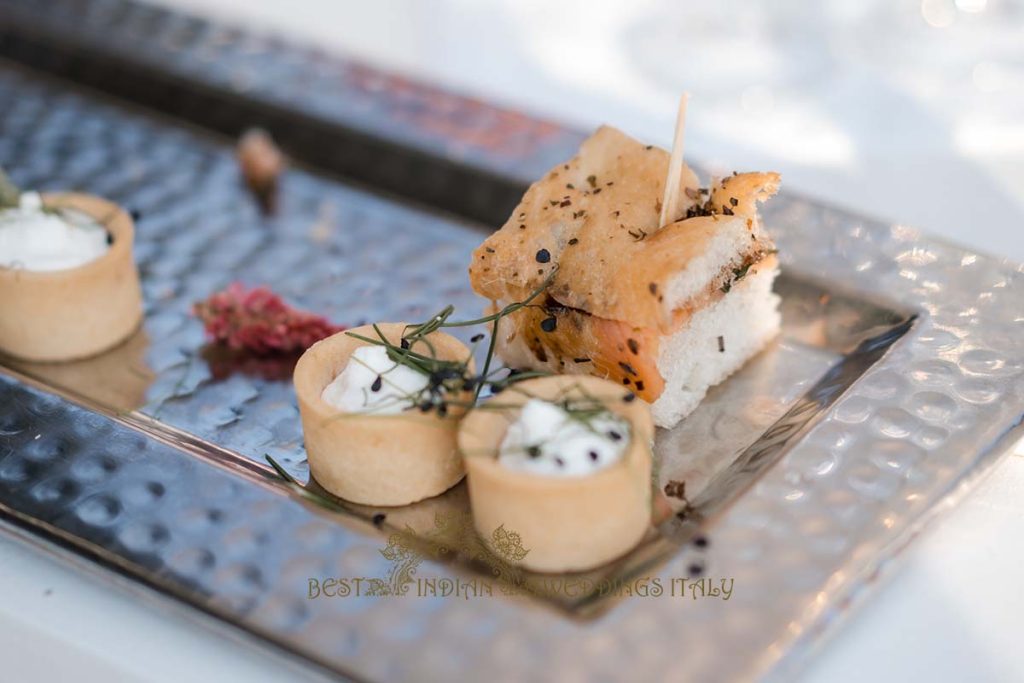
top-left (1, 1), bottom-right (1022, 682)
top-left (157, 0), bottom-right (1024, 260)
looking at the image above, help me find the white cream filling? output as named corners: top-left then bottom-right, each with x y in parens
top-left (498, 398), bottom-right (630, 477)
top-left (0, 192), bottom-right (110, 272)
top-left (321, 345), bottom-right (430, 414)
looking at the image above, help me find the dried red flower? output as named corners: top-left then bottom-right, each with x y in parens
top-left (193, 282), bottom-right (344, 354)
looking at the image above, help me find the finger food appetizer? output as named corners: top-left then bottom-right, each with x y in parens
top-left (0, 172), bottom-right (143, 362)
top-left (458, 375), bottom-right (654, 573)
top-left (468, 122), bottom-right (781, 428)
top-left (293, 323), bottom-right (474, 506)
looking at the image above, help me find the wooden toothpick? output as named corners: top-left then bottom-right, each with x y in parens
top-left (659, 93), bottom-right (690, 228)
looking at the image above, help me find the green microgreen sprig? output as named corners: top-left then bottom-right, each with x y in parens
top-left (0, 168), bottom-right (20, 209)
top-left (0, 165), bottom-right (121, 225)
top-left (340, 266), bottom-right (561, 417)
top-left (265, 454), bottom-right (349, 513)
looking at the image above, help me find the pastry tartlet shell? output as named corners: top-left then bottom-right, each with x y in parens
top-left (459, 375), bottom-right (654, 573)
top-left (294, 323), bottom-right (472, 507)
top-left (0, 193), bottom-right (143, 362)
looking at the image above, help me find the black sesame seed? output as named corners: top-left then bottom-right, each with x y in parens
top-left (623, 392), bottom-right (636, 403)
top-left (370, 376), bottom-right (383, 392)
top-left (635, 380), bottom-right (645, 392)
top-left (588, 451), bottom-right (599, 461)
top-left (568, 238), bottom-right (579, 245)
top-left (693, 535), bottom-right (709, 549)
top-left (664, 480), bottom-right (687, 499)
top-left (618, 361), bottom-right (638, 376)
top-left (622, 377), bottom-right (631, 385)
top-left (627, 338), bottom-right (639, 354)
top-left (717, 335), bottom-right (725, 353)
top-left (129, 208), bottom-right (142, 221)
top-left (687, 562), bottom-right (704, 577)
top-left (535, 249), bottom-right (551, 263)
top-left (105, 233), bottom-right (114, 245)
top-left (648, 283), bottom-right (658, 295)
top-left (540, 316), bottom-right (557, 332)
top-left (573, 357), bottom-right (591, 363)
top-left (471, 333), bottom-right (485, 343)
top-left (729, 197), bottom-right (739, 207)
top-left (372, 513), bottom-right (387, 527)
top-left (608, 430), bottom-right (622, 441)
top-left (554, 457), bottom-right (565, 468)
top-left (526, 445), bottom-right (541, 458)
top-left (400, 339), bottom-right (410, 350)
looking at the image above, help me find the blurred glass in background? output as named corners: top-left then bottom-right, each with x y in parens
top-left (147, 0), bottom-right (1024, 259)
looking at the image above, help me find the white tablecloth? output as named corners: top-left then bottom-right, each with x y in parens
top-left (3, 1), bottom-right (1022, 681)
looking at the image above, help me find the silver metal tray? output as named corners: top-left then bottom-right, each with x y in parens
top-left (1, 1), bottom-right (1022, 681)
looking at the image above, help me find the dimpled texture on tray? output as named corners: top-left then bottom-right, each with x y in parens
top-left (1, 28), bottom-right (1024, 683)
top-left (0, 65), bottom-right (490, 479)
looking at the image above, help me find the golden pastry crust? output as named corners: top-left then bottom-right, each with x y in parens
top-left (469, 127), bottom-right (780, 334)
top-left (458, 375), bottom-right (654, 573)
top-left (469, 125), bottom-right (703, 331)
top-left (710, 171), bottom-right (781, 219)
top-left (294, 323), bottom-right (473, 507)
top-left (0, 192), bottom-right (143, 362)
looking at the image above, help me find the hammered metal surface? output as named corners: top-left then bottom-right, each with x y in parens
top-left (0, 0), bottom-right (587, 225)
top-left (0, 59), bottom-right (915, 614)
top-left (0, 4), bottom-right (1022, 682)
top-left (0, 64), bottom-right (491, 482)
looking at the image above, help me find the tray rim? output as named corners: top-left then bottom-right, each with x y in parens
top-left (0, 1), bottom-right (1022, 680)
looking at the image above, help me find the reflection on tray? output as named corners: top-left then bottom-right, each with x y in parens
top-left (2, 271), bottom-right (914, 615)
top-left (5, 326), bottom-right (155, 414)
top-left (199, 345), bottom-right (301, 383)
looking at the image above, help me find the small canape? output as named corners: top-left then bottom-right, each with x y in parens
top-left (0, 191), bottom-right (143, 362)
top-left (468, 125), bottom-right (781, 429)
top-left (458, 375), bottom-right (654, 573)
top-left (294, 323), bottom-right (473, 506)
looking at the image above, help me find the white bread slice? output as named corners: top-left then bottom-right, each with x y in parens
top-left (661, 215), bottom-right (769, 312)
top-left (651, 260), bottom-right (780, 428)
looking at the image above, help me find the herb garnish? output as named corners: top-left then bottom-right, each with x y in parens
top-left (343, 267), bottom-right (561, 415)
top-left (0, 168), bottom-right (20, 209)
top-left (265, 454), bottom-right (348, 513)
top-left (0, 165), bottom-right (125, 225)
